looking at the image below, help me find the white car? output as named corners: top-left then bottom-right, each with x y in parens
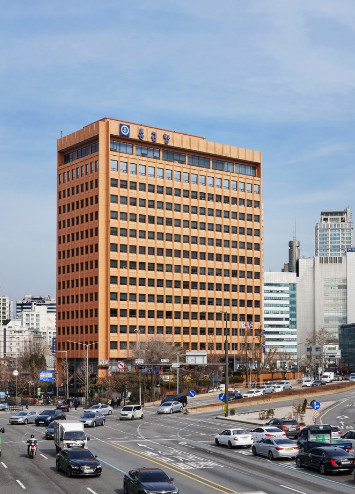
top-left (119, 405), bottom-right (143, 420)
top-left (272, 385), bottom-right (284, 393)
top-left (258, 385), bottom-right (275, 394)
top-left (242, 389), bottom-right (264, 398)
top-left (302, 379), bottom-right (313, 387)
top-left (282, 381), bottom-right (292, 390)
top-left (250, 426), bottom-right (286, 442)
top-left (252, 437), bottom-right (299, 460)
top-left (9, 410), bottom-right (37, 424)
top-left (215, 428), bottom-right (253, 449)
top-left (157, 401), bottom-right (183, 414)
top-left (83, 403), bottom-right (113, 415)
top-left (330, 425), bottom-right (343, 439)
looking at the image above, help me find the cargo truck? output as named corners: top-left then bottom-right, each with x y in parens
top-left (298, 425), bottom-right (352, 453)
top-left (321, 372), bottom-right (335, 382)
top-left (54, 421), bottom-right (89, 453)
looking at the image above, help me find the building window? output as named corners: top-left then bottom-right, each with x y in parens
top-left (162, 151), bottom-right (185, 164)
top-left (136, 145), bottom-right (160, 159)
top-left (110, 140), bottom-right (133, 154)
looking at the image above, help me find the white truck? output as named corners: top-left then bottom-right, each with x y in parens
top-left (321, 372), bottom-right (335, 382)
top-left (54, 421), bottom-right (89, 453)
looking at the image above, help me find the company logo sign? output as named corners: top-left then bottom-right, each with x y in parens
top-left (120, 124), bottom-right (130, 137)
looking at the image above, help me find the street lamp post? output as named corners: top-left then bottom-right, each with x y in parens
top-left (68, 340), bottom-right (107, 406)
top-left (57, 350), bottom-right (68, 400)
top-left (134, 329), bottom-right (142, 406)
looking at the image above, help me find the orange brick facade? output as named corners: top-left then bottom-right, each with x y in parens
top-left (56, 118), bottom-right (262, 376)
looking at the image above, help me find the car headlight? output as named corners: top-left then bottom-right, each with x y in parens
top-left (71, 465), bottom-right (80, 469)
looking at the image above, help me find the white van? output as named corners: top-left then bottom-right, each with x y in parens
top-left (119, 405), bottom-right (143, 420)
top-left (54, 421), bottom-right (89, 453)
top-left (350, 373), bottom-right (355, 382)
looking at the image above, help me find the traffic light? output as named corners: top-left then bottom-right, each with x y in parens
top-left (160, 365), bottom-right (170, 371)
top-left (135, 365), bottom-right (145, 370)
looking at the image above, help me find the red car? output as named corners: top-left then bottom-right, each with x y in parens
top-left (56, 401), bottom-right (69, 411)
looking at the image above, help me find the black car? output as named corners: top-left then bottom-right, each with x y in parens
top-left (228, 391), bottom-right (243, 401)
top-left (296, 446), bottom-right (355, 474)
top-left (35, 409), bottom-right (66, 426)
top-left (56, 448), bottom-right (102, 477)
top-left (312, 380), bottom-right (326, 386)
top-left (161, 393), bottom-right (187, 407)
top-left (56, 401), bottom-right (69, 411)
top-left (45, 421), bottom-right (55, 439)
top-left (124, 468), bottom-right (179, 494)
top-left (264, 418), bottom-right (300, 439)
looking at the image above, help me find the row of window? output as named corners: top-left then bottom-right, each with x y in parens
top-left (110, 296), bottom-right (260, 307)
top-left (115, 180), bottom-right (261, 204)
top-left (59, 293), bottom-right (97, 304)
top-left (111, 246), bottom-right (261, 260)
top-left (109, 279), bottom-right (260, 291)
top-left (58, 195), bottom-right (98, 214)
top-left (110, 265), bottom-right (260, 278)
top-left (58, 212), bottom-right (98, 229)
top-left (59, 182), bottom-right (98, 201)
top-left (64, 145), bottom-right (99, 164)
top-left (108, 325), bottom-right (254, 335)
top-left (115, 227), bottom-right (260, 239)
top-left (59, 244), bottom-right (98, 261)
top-left (111, 194), bottom-right (259, 210)
top-left (112, 160), bottom-right (258, 186)
top-left (110, 140), bottom-right (257, 177)
top-left (58, 308), bottom-right (98, 320)
top-left (58, 228), bottom-right (98, 245)
top-left (108, 310), bottom-right (259, 321)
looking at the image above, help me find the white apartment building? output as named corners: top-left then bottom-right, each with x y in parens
top-left (16, 295), bottom-right (56, 325)
top-left (263, 272), bottom-right (298, 365)
top-left (0, 296), bottom-right (12, 325)
top-left (0, 319), bottom-right (33, 358)
top-left (17, 304), bottom-right (56, 347)
top-left (315, 208), bottom-right (353, 257)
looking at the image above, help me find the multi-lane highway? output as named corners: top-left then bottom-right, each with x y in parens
top-left (1, 390), bottom-right (355, 494)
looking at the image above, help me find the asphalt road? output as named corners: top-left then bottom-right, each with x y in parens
top-left (1, 392), bottom-right (355, 494)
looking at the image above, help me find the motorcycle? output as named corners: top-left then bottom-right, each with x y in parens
top-left (27, 440), bottom-right (37, 459)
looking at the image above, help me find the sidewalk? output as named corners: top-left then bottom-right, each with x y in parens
top-left (216, 401), bottom-right (337, 426)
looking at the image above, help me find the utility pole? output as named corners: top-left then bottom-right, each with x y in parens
top-left (134, 329), bottom-right (142, 406)
top-left (176, 352), bottom-right (180, 394)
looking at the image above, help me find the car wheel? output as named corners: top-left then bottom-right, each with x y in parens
top-left (140, 415), bottom-right (143, 419)
top-left (102, 420), bottom-right (105, 426)
top-left (215, 438), bottom-right (220, 446)
top-left (319, 463), bottom-right (326, 475)
top-left (268, 451), bottom-right (274, 460)
top-left (228, 441), bottom-right (233, 449)
top-left (130, 415), bottom-right (134, 420)
top-left (169, 409), bottom-right (173, 414)
top-left (123, 483), bottom-right (129, 494)
top-left (24, 419), bottom-right (28, 425)
top-left (56, 461), bottom-right (60, 471)
top-left (109, 410), bottom-right (112, 415)
top-left (252, 446), bottom-right (257, 456)
top-left (93, 421), bottom-right (96, 428)
top-left (295, 456), bottom-right (302, 468)
top-left (246, 445), bottom-right (251, 448)
top-left (67, 467), bottom-right (72, 477)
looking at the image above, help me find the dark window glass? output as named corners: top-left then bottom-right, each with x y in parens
top-left (162, 150), bottom-right (186, 164)
top-left (187, 155), bottom-right (210, 169)
top-left (110, 140), bottom-right (133, 154)
top-left (136, 145), bottom-right (160, 159)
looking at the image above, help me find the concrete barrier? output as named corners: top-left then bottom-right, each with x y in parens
top-left (186, 382), bottom-right (355, 414)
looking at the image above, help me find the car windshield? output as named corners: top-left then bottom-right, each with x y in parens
top-left (122, 406), bottom-right (133, 411)
top-left (265, 428), bottom-right (281, 432)
top-left (274, 439), bottom-right (294, 445)
top-left (68, 450), bottom-right (94, 459)
top-left (232, 430), bottom-right (248, 435)
top-left (47, 422), bottom-right (54, 429)
top-left (90, 405), bottom-right (100, 409)
top-left (283, 420), bottom-right (297, 425)
top-left (161, 403), bottom-right (172, 407)
top-left (246, 391), bottom-right (254, 394)
top-left (82, 413), bottom-right (95, 418)
top-left (15, 412), bottom-right (28, 416)
top-left (64, 431), bottom-right (86, 440)
top-left (40, 410), bottom-right (54, 415)
top-left (331, 427), bottom-right (340, 431)
top-left (139, 470), bottom-right (170, 483)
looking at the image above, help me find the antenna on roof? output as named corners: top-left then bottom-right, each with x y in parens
top-left (61, 131), bottom-right (63, 138)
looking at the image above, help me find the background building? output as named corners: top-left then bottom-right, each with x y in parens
top-left (17, 304), bottom-right (56, 347)
top-left (56, 118), bottom-right (263, 382)
top-left (0, 296), bottom-right (12, 325)
top-left (339, 323), bottom-right (355, 368)
top-left (0, 319), bottom-right (33, 358)
top-left (263, 271), bottom-right (298, 366)
top-left (315, 208), bottom-right (353, 257)
top-left (16, 295), bottom-right (56, 323)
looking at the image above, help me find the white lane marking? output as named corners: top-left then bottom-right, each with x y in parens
top-left (1, 462), bottom-right (7, 468)
top-left (337, 415), bottom-right (349, 419)
top-left (87, 489), bottom-right (98, 494)
top-left (280, 485), bottom-right (307, 494)
top-left (40, 454), bottom-right (48, 459)
top-left (16, 480), bottom-right (26, 490)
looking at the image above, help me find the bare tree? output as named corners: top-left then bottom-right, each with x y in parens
top-left (131, 336), bottom-right (182, 364)
top-left (306, 327), bottom-right (336, 346)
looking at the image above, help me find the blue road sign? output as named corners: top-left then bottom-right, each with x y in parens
top-left (141, 369), bottom-right (150, 373)
top-left (188, 390), bottom-right (196, 398)
top-left (219, 393), bottom-right (225, 401)
top-left (39, 371), bottom-right (53, 382)
top-left (312, 400), bottom-right (321, 410)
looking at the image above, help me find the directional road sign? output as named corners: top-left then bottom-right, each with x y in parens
top-left (219, 392), bottom-right (225, 402)
top-left (311, 401), bottom-right (321, 410)
top-left (188, 390), bottom-right (196, 398)
top-left (171, 363), bottom-right (180, 368)
top-left (135, 359), bottom-right (144, 365)
top-left (161, 359), bottom-right (169, 363)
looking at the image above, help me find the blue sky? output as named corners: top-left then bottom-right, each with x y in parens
top-left (1, 0), bottom-right (355, 303)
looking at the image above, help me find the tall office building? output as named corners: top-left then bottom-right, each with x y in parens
top-left (56, 118), bottom-right (262, 379)
top-left (315, 208), bottom-right (353, 257)
top-left (283, 236), bottom-right (300, 273)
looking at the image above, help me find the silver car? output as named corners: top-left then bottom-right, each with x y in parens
top-left (252, 437), bottom-right (299, 460)
top-left (78, 412), bottom-right (105, 427)
top-left (9, 410), bottom-right (37, 425)
top-left (83, 404), bottom-right (113, 415)
top-left (157, 401), bottom-right (183, 414)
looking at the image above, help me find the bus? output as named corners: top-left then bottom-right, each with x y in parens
top-left (0, 392), bottom-right (8, 411)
